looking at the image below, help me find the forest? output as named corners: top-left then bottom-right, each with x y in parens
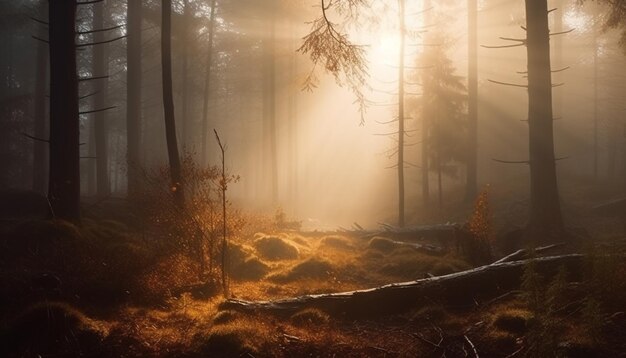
top-left (0, 0), bottom-right (625, 356)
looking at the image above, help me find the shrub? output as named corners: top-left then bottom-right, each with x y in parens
top-left (462, 186), bottom-right (494, 264)
top-left (0, 302), bottom-right (105, 357)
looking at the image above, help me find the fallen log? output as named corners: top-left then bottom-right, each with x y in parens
top-left (492, 242), bottom-right (566, 264)
top-left (222, 254), bottom-right (584, 318)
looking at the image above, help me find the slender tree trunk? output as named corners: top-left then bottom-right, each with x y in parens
top-left (93, 1), bottom-right (110, 197)
top-left (421, 0), bottom-right (431, 207)
top-left (162, 0), bottom-right (185, 206)
top-left (201, 0), bottom-right (217, 167)
top-left (127, 0), bottom-right (142, 197)
top-left (288, 21), bottom-right (299, 217)
top-left (88, 118), bottom-right (96, 195)
top-left (33, 1), bottom-right (48, 195)
top-left (525, 0), bottom-right (564, 241)
top-left (263, 4), bottom-right (278, 205)
top-left (397, 0), bottom-right (406, 227)
top-left (48, 1), bottom-right (80, 220)
top-left (181, 0), bottom-right (191, 149)
top-left (593, 11), bottom-right (599, 180)
top-left (465, 0), bottom-right (478, 202)
top-left (552, 0), bottom-right (563, 120)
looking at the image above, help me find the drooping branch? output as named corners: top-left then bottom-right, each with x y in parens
top-left (488, 79), bottom-right (528, 88)
top-left (79, 106), bottom-right (116, 115)
top-left (492, 158), bottom-right (530, 164)
top-left (21, 132), bottom-right (50, 143)
top-left (298, 0), bottom-right (369, 122)
top-left (77, 24), bottom-right (124, 35)
top-left (76, 35), bottom-right (127, 48)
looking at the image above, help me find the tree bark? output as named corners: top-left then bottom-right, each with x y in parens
top-left (48, 1), bottom-right (80, 220)
top-left (398, 0), bottom-right (406, 227)
top-left (162, 0), bottom-right (185, 206)
top-left (525, 0), bottom-right (564, 241)
top-left (92, 1), bottom-right (110, 198)
top-left (465, 0), bottom-right (478, 203)
top-left (126, 0), bottom-right (142, 197)
top-left (201, 0), bottom-right (218, 167)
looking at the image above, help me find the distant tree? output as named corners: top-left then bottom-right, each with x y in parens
top-left (397, 0), bottom-right (407, 227)
top-left (201, 0), bottom-right (218, 167)
top-left (417, 33), bottom-right (467, 209)
top-left (127, 0), bottom-right (142, 196)
top-left (162, 0), bottom-right (185, 206)
top-left (91, 1), bottom-right (110, 198)
top-left (48, 1), bottom-right (80, 220)
top-left (263, 0), bottom-right (278, 205)
top-left (465, 0), bottom-right (478, 202)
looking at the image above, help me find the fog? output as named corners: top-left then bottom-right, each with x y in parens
top-left (1, 0), bottom-right (624, 229)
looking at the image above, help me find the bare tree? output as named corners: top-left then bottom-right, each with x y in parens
top-left (525, 0), bottom-right (564, 240)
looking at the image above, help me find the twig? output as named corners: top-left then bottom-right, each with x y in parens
top-left (464, 335), bottom-right (479, 358)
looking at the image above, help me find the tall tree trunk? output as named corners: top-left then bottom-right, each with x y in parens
top-left (263, 4), bottom-right (278, 206)
top-left (421, 0), bottom-right (431, 207)
top-left (201, 0), bottom-right (217, 167)
top-left (127, 0), bottom-right (142, 197)
top-left (162, 0), bottom-right (185, 206)
top-left (93, 1), bottom-right (110, 197)
top-left (48, 1), bottom-right (80, 220)
top-left (288, 21), bottom-right (299, 217)
top-left (593, 9), bottom-right (599, 180)
top-left (465, 0), bottom-right (478, 202)
top-left (552, 0), bottom-right (563, 122)
top-left (397, 0), bottom-right (406, 227)
top-left (33, 1), bottom-right (48, 195)
top-left (181, 0), bottom-right (191, 149)
top-left (525, 0), bottom-right (564, 241)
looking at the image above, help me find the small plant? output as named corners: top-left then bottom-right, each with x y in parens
top-left (462, 185), bottom-right (493, 264)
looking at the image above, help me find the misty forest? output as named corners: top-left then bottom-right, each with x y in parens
top-left (1, 0), bottom-right (626, 356)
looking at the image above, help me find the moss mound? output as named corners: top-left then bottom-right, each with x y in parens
top-left (213, 310), bottom-right (239, 325)
top-left (320, 235), bottom-right (354, 250)
top-left (253, 235), bottom-right (299, 261)
top-left (0, 302), bottom-right (105, 357)
top-left (270, 258), bottom-right (333, 282)
top-left (290, 308), bottom-right (330, 326)
top-left (367, 237), bottom-right (397, 253)
top-left (492, 309), bottom-right (531, 334)
top-left (196, 322), bottom-right (271, 356)
top-left (231, 257), bottom-right (270, 281)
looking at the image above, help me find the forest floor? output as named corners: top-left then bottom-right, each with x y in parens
top-left (1, 191), bottom-right (625, 357)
